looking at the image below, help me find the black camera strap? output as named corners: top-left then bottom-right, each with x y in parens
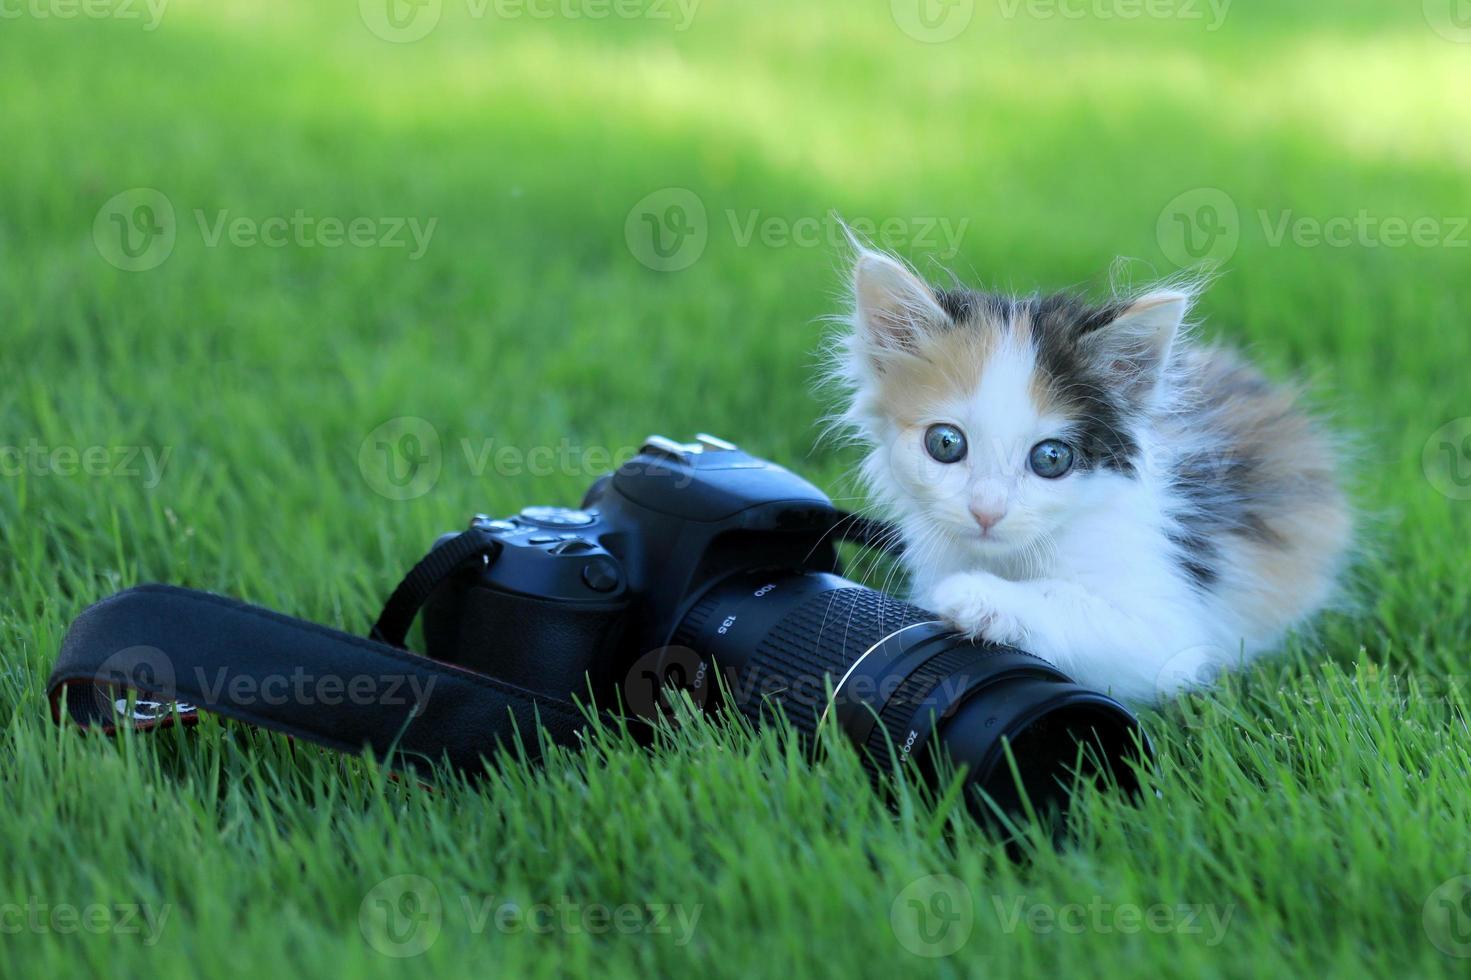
top-left (835, 513), bottom-right (905, 555)
top-left (47, 530), bottom-right (589, 774)
top-left (370, 526), bottom-right (503, 647)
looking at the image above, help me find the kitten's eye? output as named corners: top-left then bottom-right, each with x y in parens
top-left (1029, 439), bottom-right (1074, 478)
top-left (923, 423), bottom-right (968, 464)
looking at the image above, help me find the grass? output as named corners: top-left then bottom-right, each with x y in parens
top-left (3, 0), bottom-right (1470, 975)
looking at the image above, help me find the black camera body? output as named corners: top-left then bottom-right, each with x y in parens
top-left (423, 434), bottom-right (843, 703)
top-left (423, 434), bottom-right (1147, 817)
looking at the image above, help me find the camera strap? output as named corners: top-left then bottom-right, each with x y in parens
top-left (47, 530), bottom-right (590, 774)
top-left (835, 513), bottom-right (905, 555)
top-left (370, 525), bottom-right (503, 647)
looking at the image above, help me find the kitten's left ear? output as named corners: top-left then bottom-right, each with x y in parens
top-left (850, 250), bottom-right (951, 366)
top-left (1082, 289), bottom-right (1190, 398)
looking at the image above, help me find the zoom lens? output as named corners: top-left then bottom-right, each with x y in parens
top-left (669, 570), bottom-right (1149, 819)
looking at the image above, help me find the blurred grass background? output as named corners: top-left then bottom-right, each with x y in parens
top-left (3, 0), bottom-right (1471, 975)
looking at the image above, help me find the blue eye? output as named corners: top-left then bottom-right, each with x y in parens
top-left (923, 423), bottom-right (968, 464)
top-left (1029, 439), bottom-right (1074, 478)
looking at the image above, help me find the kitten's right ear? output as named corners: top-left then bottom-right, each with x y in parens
top-left (851, 251), bottom-right (950, 362)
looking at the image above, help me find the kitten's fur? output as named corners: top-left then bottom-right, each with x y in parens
top-left (832, 250), bottom-right (1351, 704)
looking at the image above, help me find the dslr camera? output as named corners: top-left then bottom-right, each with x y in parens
top-left (420, 434), bottom-right (1148, 817)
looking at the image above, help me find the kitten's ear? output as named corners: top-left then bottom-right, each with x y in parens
top-left (851, 250), bottom-right (950, 362)
top-left (1082, 289), bottom-right (1190, 397)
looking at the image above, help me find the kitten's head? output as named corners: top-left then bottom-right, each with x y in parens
top-left (837, 250), bottom-right (1192, 560)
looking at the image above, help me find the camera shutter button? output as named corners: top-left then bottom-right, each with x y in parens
top-left (581, 556), bottom-right (621, 593)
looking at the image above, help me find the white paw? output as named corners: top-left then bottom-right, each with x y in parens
top-left (925, 572), bottom-right (1030, 647)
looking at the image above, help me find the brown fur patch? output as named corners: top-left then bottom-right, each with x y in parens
top-left (871, 306), bottom-right (1009, 424)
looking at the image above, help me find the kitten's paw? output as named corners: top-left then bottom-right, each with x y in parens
top-left (926, 572), bottom-right (1029, 647)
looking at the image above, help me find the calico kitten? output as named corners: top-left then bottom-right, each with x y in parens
top-left (832, 249), bottom-right (1351, 704)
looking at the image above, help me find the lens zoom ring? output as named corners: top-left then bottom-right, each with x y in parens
top-left (735, 588), bottom-right (933, 741)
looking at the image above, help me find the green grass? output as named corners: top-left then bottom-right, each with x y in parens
top-left (4, 0), bottom-right (1471, 975)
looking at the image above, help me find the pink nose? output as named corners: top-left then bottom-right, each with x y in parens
top-left (970, 506), bottom-right (1005, 532)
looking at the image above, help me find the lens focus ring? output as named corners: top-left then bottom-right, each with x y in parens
top-left (862, 645), bottom-right (984, 767)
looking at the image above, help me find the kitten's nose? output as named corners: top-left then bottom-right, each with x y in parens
top-left (969, 505), bottom-right (1005, 533)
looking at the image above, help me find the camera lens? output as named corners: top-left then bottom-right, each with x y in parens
top-left (669, 570), bottom-right (1148, 820)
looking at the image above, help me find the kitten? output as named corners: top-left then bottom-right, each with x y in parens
top-left (831, 250), bottom-right (1351, 704)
